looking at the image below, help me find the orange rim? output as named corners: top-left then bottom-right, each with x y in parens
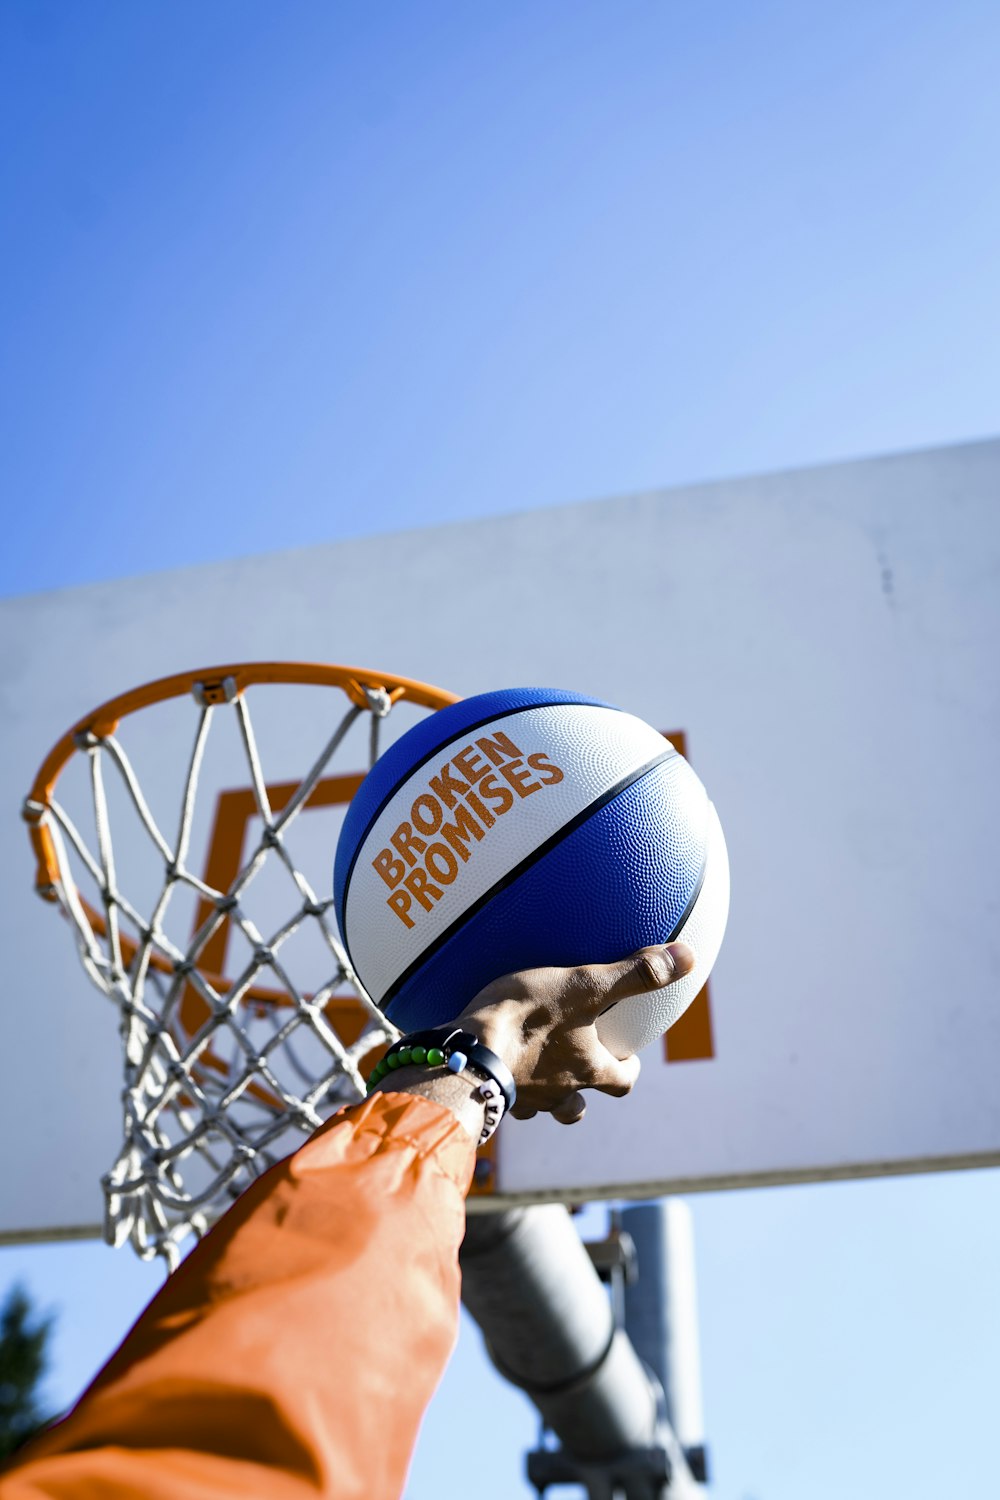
top-left (24, 661), bottom-right (458, 897)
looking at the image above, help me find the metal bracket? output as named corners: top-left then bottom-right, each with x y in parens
top-left (584, 1224), bottom-right (638, 1286)
top-left (527, 1440), bottom-right (672, 1500)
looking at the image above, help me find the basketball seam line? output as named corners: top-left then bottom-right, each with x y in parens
top-left (337, 698), bottom-right (623, 924)
top-left (374, 746), bottom-right (682, 1016)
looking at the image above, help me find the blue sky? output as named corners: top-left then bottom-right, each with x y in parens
top-left (2, 4), bottom-right (998, 1497)
top-left (4, 0), bottom-right (1000, 600)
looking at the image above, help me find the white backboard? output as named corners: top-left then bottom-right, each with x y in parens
top-left (3, 437), bottom-right (999, 1240)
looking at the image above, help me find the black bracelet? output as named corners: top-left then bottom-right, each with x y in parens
top-left (366, 1027), bottom-right (517, 1144)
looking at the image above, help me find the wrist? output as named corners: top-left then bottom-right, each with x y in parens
top-left (369, 1065), bottom-right (487, 1143)
top-left (455, 1002), bottom-right (521, 1073)
top-left (367, 1029), bottom-right (515, 1145)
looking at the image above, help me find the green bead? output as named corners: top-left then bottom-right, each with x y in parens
top-left (386, 1052), bottom-right (402, 1070)
top-left (375, 1059), bottom-right (389, 1078)
top-left (426, 1047), bottom-right (445, 1067)
top-left (410, 1046), bottom-right (428, 1064)
top-left (398, 1047), bottom-right (413, 1066)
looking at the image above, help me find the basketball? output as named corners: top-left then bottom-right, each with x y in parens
top-left (334, 687), bottom-right (730, 1056)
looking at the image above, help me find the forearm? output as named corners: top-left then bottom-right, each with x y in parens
top-left (1, 1092), bottom-right (476, 1500)
top-left (0, 941), bottom-right (678, 1500)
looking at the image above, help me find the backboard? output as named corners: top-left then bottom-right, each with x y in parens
top-left (4, 436), bottom-right (999, 1243)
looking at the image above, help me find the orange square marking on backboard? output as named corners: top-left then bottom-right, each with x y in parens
top-left (188, 748), bottom-right (716, 1065)
top-left (183, 734), bottom-right (716, 1189)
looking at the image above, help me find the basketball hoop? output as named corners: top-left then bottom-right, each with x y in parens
top-left (23, 662), bottom-right (456, 1267)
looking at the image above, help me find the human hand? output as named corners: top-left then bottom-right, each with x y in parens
top-left (457, 941), bottom-right (696, 1126)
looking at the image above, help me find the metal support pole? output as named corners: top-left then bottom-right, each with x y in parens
top-left (460, 1205), bottom-right (659, 1460)
top-left (622, 1201), bottom-right (708, 1485)
top-left (461, 1204), bottom-right (704, 1498)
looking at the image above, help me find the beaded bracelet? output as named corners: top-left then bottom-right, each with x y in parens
top-left (366, 1028), bottom-right (516, 1146)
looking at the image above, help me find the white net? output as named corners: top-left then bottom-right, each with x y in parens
top-left (23, 668), bottom-right (445, 1267)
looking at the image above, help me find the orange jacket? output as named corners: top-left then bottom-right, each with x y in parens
top-left (1, 1091), bottom-right (477, 1500)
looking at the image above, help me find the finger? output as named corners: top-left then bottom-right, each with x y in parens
top-left (593, 1051), bottom-right (641, 1098)
top-left (560, 941), bottom-right (697, 1018)
top-left (551, 1091), bottom-right (587, 1125)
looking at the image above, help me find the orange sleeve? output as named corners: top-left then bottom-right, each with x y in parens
top-left (0, 1091), bottom-right (477, 1500)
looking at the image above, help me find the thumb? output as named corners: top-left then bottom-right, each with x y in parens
top-left (580, 940), bottom-right (697, 1016)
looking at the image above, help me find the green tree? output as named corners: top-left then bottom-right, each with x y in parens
top-left (0, 1284), bottom-right (55, 1461)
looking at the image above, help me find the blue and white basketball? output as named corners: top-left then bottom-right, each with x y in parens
top-left (333, 688), bottom-right (729, 1056)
